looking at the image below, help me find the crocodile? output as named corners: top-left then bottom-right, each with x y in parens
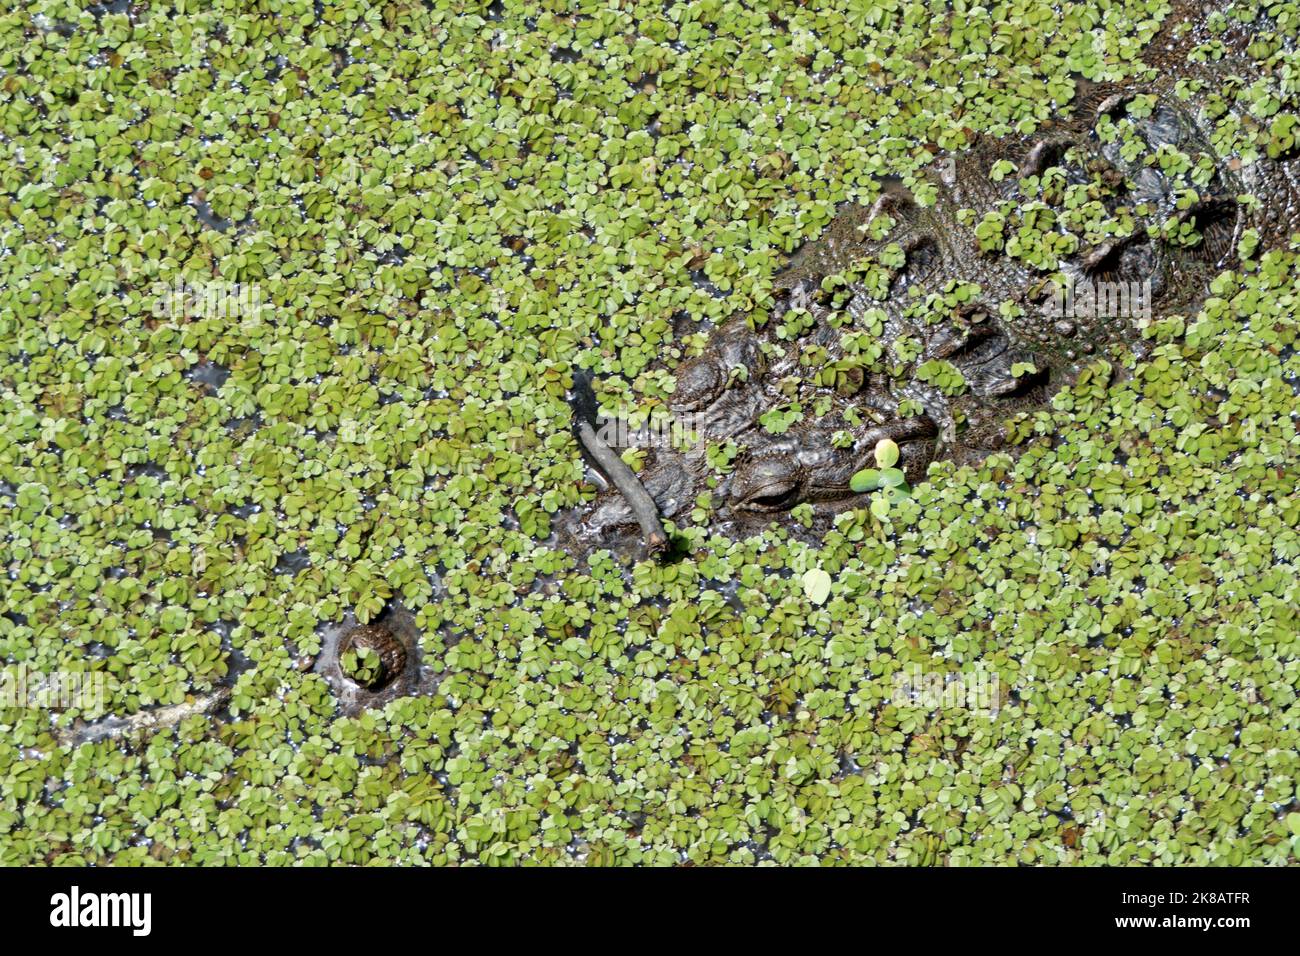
top-left (565, 8), bottom-right (1300, 557)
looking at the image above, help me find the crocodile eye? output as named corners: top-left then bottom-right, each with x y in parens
top-left (670, 358), bottom-right (724, 412)
top-left (862, 187), bottom-right (922, 242)
top-left (717, 336), bottom-right (766, 380)
top-left (1093, 91), bottom-right (1134, 123)
top-left (671, 327), bottom-right (764, 412)
top-left (745, 483), bottom-right (797, 510)
top-left (892, 234), bottom-right (942, 292)
top-left (1081, 237), bottom-right (1159, 286)
top-left (1174, 198), bottom-right (1239, 266)
top-left (732, 455), bottom-right (803, 511)
top-left (1018, 138), bottom-right (1069, 179)
top-left (1139, 103), bottom-right (1190, 151)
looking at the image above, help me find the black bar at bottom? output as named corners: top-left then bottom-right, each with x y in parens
top-left (0, 864), bottom-right (1283, 943)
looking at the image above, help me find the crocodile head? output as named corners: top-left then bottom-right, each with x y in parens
top-left (568, 79), bottom-right (1256, 554)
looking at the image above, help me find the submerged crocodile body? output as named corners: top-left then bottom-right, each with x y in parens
top-left (566, 17), bottom-right (1300, 556)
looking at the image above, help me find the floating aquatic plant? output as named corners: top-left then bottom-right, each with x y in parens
top-left (0, 0), bottom-right (1295, 867)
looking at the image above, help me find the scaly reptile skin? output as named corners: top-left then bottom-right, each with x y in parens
top-left (568, 9), bottom-right (1300, 553)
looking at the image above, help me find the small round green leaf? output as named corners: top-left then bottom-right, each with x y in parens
top-left (850, 468), bottom-right (882, 492)
top-left (879, 467), bottom-right (906, 488)
top-left (802, 568), bottom-right (833, 605)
